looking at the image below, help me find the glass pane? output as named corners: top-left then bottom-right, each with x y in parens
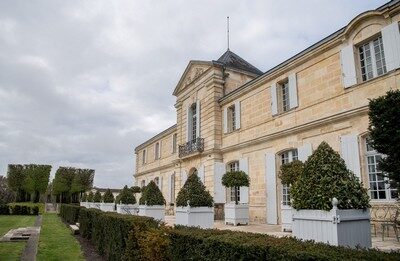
top-left (378, 191), bottom-right (386, 199)
top-left (371, 191), bottom-right (378, 199)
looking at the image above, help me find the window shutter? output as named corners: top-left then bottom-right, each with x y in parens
top-left (340, 45), bottom-right (357, 88)
top-left (168, 174), bottom-right (172, 202)
top-left (196, 100), bottom-right (201, 138)
top-left (298, 143), bottom-right (312, 162)
top-left (340, 135), bottom-right (361, 179)
top-left (239, 158), bottom-right (249, 204)
top-left (234, 101), bottom-right (241, 130)
top-left (198, 164), bottom-right (205, 184)
top-left (271, 83), bottom-right (278, 115)
top-left (214, 162), bottom-right (226, 203)
top-left (223, 107), bottom-right (228, 133)
top-left (382, 22), bottom-right (400, 72)
top-left (159, 176), bottom-right (163, 194)
top-left (265, 152), bottom-right (277, 224)
top-left (186, 106), bottom-right (190, 142)
top-left (181, 171), bottom-right (187, 187)
top-left (288, 73), bottom-right (298, 109)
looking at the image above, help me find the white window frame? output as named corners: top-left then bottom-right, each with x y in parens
top-left (155, 142), bottom-right (160, 160)
top-left (280, 149), bottom-right (298, 206)
top-left (172, 133), bottom-right (177, 154)
top-left (365, 139), bottom-right (398, 201)
top-left (358, 35), bottom-right (387, 82)
top-left (226, 161), bottom-right (240, 203)
top-left (142, 149), bottom-right (146, 165)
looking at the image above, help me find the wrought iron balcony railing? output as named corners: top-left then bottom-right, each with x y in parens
top-left (179, 138), bottom-right (204, 158)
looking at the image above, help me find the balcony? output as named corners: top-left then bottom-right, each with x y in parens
top-left (179, 138), bottom-right (204, 158)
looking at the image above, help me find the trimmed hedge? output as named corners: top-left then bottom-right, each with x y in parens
top-left (59, 204), bottom-right (80, 224)
top-left (0, 204), bottom-right (39, 215)
top-left (59, 204), bottom-right (160, 261)
top-left (58, 205), bottom-right (400, 261)
top-left (168, 227), bottom-right (400, 261)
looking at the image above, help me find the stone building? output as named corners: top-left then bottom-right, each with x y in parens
top-left (134, 0), bottom-right (400, 227)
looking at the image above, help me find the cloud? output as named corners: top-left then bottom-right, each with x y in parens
top-left (0, 0), bottom-right (386, 188)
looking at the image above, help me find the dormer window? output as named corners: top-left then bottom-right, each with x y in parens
top-left (359, 35), bottom-right (387, 82)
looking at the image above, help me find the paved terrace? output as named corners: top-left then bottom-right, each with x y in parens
top-left (165, 215), bottom-right (400, 252)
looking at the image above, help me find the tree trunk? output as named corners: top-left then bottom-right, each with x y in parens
top-left (234, 186), bottom-right (239, 205)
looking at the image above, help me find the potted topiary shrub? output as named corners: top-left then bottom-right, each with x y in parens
top-left (100, 188), bottom-right (115, 212)
top-left (222, 170), bottom-right (250, 226)
top-left (138, 181), bottom-right (166, 221)
top-left (116, 185), bottom-right (137, 215)
top-left (81, 193), bottom-right (88, 208)
top-left (278, 160), bottom-right (304, 232)
top-left (175, 174), bottom-right (214, 228)
top-left (93, 190), bottom-right (102, 209)
top-left (291, 142), bottom-right (371, 248)
top-left (87, 191), bottom-right (94, 208)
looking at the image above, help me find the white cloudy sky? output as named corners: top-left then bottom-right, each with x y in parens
top-left (0, 0), bottom-right (387, 188)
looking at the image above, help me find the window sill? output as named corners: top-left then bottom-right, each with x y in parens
top-left (272, 107), bottom-right (297, 118)
top-left (346, 69), bottom-right (398, 90)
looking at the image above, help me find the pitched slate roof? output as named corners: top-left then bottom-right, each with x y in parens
top-left (214, 49), bottom-right (263, 75)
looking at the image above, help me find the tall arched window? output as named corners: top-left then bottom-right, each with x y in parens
top-left (226, 161), bottom-right (240, 203)
top-left (190, 103), bottom-right (197, 141)
top-left (279, 149), bottom-right (298, 206)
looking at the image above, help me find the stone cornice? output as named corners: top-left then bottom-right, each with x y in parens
top-left (134, 125), bottom-right (177, 152)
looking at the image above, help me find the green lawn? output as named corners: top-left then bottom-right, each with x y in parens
top-left (0, 215), bottom-right (36, 261)
top-left (37, 213), bottom-right (84, 261)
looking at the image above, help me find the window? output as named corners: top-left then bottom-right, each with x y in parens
top-left (172, 133), bottom-right (177, 154)
top-left (155, 142), bottom-right (160, 160)
top-left (280, 149), bottom-right (298, 206)
top-left (226, 161), bottom-right (240, 203)
top-left (277, 80), bottom-right (290, 113)
top-left (142, 150), bottom-right (146, 165)
top-left (227, 104), bottom-right (236, 132)
top-left (359, 35), bottom-right (387, 82)
top-left (154, 177), bottom-right (159, 187)
top-left (190, 103), bottom-right (197, 141)
top-left (365, 139), bottom-right (397, 201)
top-left (141, 180), bottom-right (145, 188)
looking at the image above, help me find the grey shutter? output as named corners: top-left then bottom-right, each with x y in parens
top-left (223, 107), bottom-right (228, 133)
top-left (265, 152), bottom-right (277, 224)
top-left (340, 135), bottom-right (361, 179)
top-left (298, 143), bottom-right (312, 162)
top-left (196, 100), bottom-right (200, 138)
top-left (288, 73), bottom-right (298, 109)
top-left (214, 162), bottom-right (226, 203)
top-left (239, 158), bottom-right (249, 204)
top-left (382, 22), bottom-right (400, 72)
top-left (340, 45), bottom-right (357, 88)
top-left (235, 100), bottom-right (241, 129)
top-left (186, 106), bottom-right (190, 141)
top-left (271, 83), bottom-right (278, 115)
top-left (198, 164), bottom-right (205, 184)
top-left (181, 171), bottom-right (187, 187)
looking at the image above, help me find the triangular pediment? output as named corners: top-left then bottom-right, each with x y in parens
top-left (173, 61), bottom-right (212, 96)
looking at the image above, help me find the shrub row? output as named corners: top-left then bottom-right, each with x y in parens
top-left (59, 204), bottom-right (81, 224)
top-left (59, 205), bottom-right (400, 261)
top-left (60, 204), bottom-right (160, 261)
top-left (0, 204), bottom-right (39, 215)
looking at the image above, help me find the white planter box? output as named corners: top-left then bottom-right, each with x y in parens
top-left (224, 203), bottom-right (249, 226)
top-left (116, 204), bottom-right (137, 215)
top-left (138, 205), bottom-right (165, 221)
top-left (176, 206), bottom-right (214, 229)
top-left (292, 206), bottom-right (371, 248)
top-left (80, 202), bottom-right (87, 208)
top-left (281, 204), bottom-right (293, 232)
top-left (100, 203), bottom-right (115, 212)
top-left (87, 202), bottom-right (93, 208)
top-left (92, 202), bottom-right (101, 210)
